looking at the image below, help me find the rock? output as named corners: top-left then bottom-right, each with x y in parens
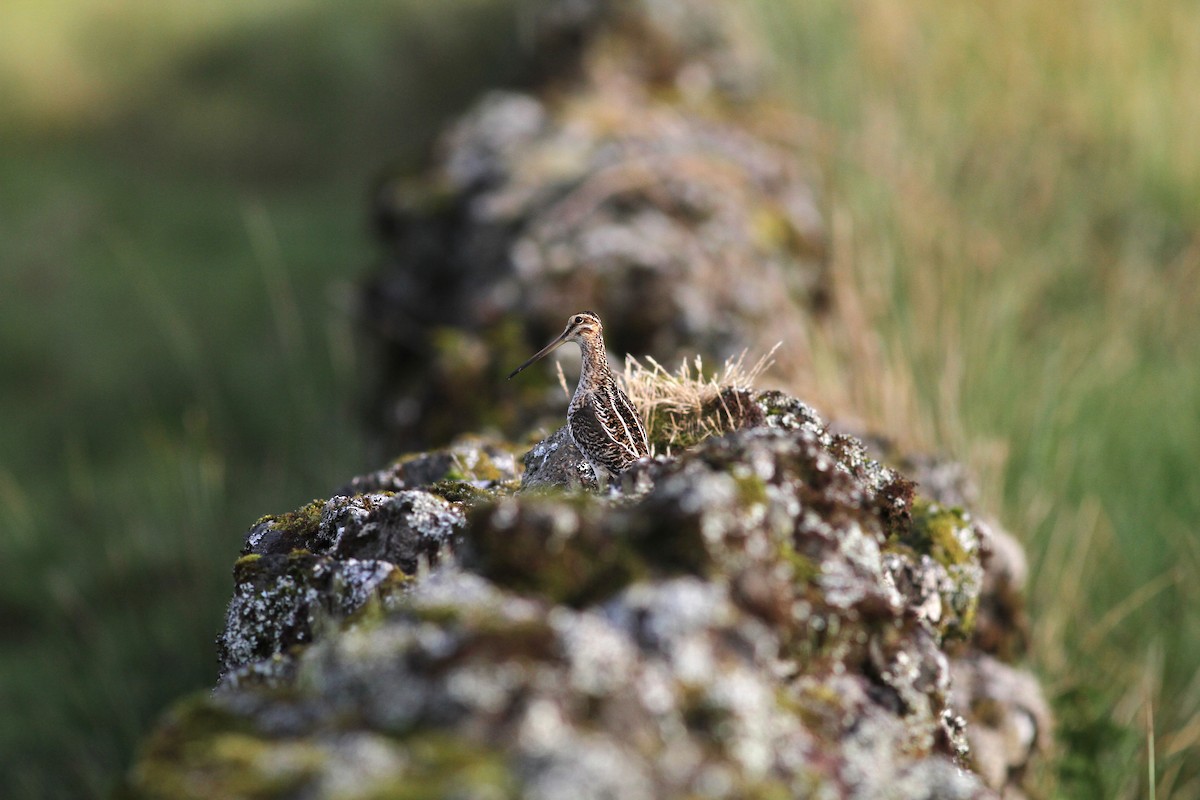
top-left (217, 487), bottom-right (471, 686)
top-left (971, 520), bottom-right (1032, 660)
top-left (951, 655), bottom-right (1051, 798)
top-left (216, 550), bottom-right (401, 688)
top-left (335, 436), bottom-right (520, 496)
top-left (126, 393), bottom-right (1047, 799)
top-left (360, 0), bottom-right (828, 452)
top-left (518, 425), bottom-right (597, 491)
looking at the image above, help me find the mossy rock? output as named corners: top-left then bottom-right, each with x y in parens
top-left (122, 693), bottom-right (518, 800)
top-left (144, 383), bottom-right (1041, 799)
top-left (123, 695), bottom-right (323, 800)
top-left (907, 498), bottom-right (974, 569)
top-left (466, 496), bottom-right (665, 607)
top-left (245, 499), bottom-right (326, 555)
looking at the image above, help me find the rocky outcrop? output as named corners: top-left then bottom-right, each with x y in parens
top-left (123, 2), bottom-right (1050, 797)
top-left (360, 0), bottom-right (827, 452)
top-left (125, 392), bottom-right (1047, 799)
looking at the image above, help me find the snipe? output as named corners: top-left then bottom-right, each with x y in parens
top-left (509, 312), bottom-right (650, 488)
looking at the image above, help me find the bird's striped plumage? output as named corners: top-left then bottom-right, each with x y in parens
top-left (508, 311), bottom-right (649, 488)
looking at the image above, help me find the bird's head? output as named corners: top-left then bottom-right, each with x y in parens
top-left (562, 311), bottom-right (602, 342)
top-left (508, 311), bottom-right (604, 379)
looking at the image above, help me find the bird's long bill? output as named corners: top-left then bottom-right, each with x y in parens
top-left (507, 331), bottom-right (568, 379)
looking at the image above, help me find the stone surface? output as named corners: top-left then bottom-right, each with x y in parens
top-left (518, 424), bottom-right (598, 492)
top-left (335, 436), bottom-right (520, 496)
top-left (127, 394), bottom-right (1046, 799)
top-left (217, 490), bottom-right (468, 687)
top-left (951, 655), bottom-right (1052, 799)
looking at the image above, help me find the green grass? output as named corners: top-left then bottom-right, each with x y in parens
top-left (2, 0), bottom-right (1198, 797)
top-left (0, 2), bottom-right (527, 796)
top-left (0, 140), bottom-right (370, 797)
top-left (751, 1), bottom-right (1200, 796)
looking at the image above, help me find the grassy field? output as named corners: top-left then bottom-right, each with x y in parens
top-left (1, 0), bottom-right (1197, 797)
top-left (753, 1), bottom-right (1200, 796)
top-left (0, 2), bottom-right (523, 796)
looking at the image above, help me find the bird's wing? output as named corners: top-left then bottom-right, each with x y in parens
top-left (609, 383), bottom-right (650, 457)
top-left (570, 391), bottom-right (645, 475)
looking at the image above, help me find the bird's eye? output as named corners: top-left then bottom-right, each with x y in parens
top-left (573, 316), bottom-right (582, 324)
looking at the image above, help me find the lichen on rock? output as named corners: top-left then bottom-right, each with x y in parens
top-left (336, 435), bottom-right (520, 496)
top-left (130, 387), bottom-right (1045, 799)
top-left (217, 487), bottom-right (472, 686)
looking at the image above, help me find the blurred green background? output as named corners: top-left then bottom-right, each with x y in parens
top-left (1, 1), bottom-right (1197, 797)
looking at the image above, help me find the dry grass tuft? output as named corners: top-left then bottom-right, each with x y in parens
top-left (620, 345), bottom-right (780, 454)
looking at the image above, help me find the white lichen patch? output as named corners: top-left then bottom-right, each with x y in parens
top-left (446, 662), bottom-right (529, 715)
top-left (331, 558), bottom-right (399, 610)
top-left (605, 578), bottom-right (733, 653)
top-left (817, 523), bottom-right (893, 611)
top-left (552, 608), bottom-right (636, 696)
top-left (386, 490), bottom-right (466, 544)
top-left (314, 733), bottom-right (409, 799)
top-left (319, 494), bottom-right (386, 551)
top-left (220, 574), bottom-right (320, 671)
top-left (519, 733), bottom-right (655, 800)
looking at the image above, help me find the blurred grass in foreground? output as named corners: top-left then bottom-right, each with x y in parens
top-left (0, 1), bottom-right (526, 796)
top-left (752, 1), bottom-right (1200, 797)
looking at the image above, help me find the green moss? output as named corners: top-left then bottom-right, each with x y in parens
top-left (956, 594), bottom-right (979, 639)
top-left (940, 576), bottom-right (980, 642)
top-left (126, 697), bottom-right (517, 800)
top-left (732, 468), bottom-right (769, 506)
top-left (377, 732), bottom-right (517, 800)
top-left (256, 499), bottom-right (325, 544)
top-left (345, 571), bottom-right (414, 629)
top-left (750, 205), bottom-right (795, 252)
top-left (410, 604), bottom-right (463, 627)
top-left (451, 447), bottom-right (506, 482)
top-left (426, 479), bottom-right (495, 506)
top-left (231, 553), bottom-right (263, 582)
top-left (741, 779), bottom-right (799, 800)
top-left (470, 497), bottom-right (661, 607)
top-left (904, 498), bottom-right (971, 568)
top-left (779, 539), bottom-right (820, 584)
top-left (881, 499), bottom-right (982, 641)
top-left (471, 452), bottom-right (504, 482)
top-left (125, 694), bottom-right (324, 800)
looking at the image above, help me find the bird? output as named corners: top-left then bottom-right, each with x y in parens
top-left (509, 311), bottom-right (650, 489)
